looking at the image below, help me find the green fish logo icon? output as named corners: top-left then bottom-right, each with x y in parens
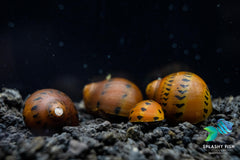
top-left (204, 119), bottom-right (233, 141)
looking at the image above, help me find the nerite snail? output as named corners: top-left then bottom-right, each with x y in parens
top-left (83, 77), bottom-right (143, 117)
top-left (129, 100), bottom-right (164, 122)
top-left (146, 71), bottom-right (212, 124)
top-left (23, 89), bottom-right (79, 132)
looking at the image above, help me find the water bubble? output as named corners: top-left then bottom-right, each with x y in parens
top-left (182, 4), bottom-right (189, 12)
top-left (99, 11), bottom-right (104, 18)
top-left (120, 36), bottom-right (125, 46)
top-left (25, 59), bottom-right (29, 65)
top-left (58, 41), bottom-right (64, 47)
top-left (169, 33), bottom-right (174, 39)
top-left (192, 43), bottom-right (198, 49)
top-left (217, 4), bottom-right (221, 8)
top-left (216, 48), bottom-right (223, 53)
top-left (83, 64), bottom-right (88, 69)
top-left (107, 54), bottom-right (111, 59)
top-left (168, 4), bottom-right (174, 11)
top-left (183, 49), bottom-right (189, 55)
top-left (171, 43), bottom-right (177, 49)
top-left (58, 4), bottom-right (64, 10)
top-left (52, 54), bottom-right (55, 57)
top-left (8, 21), bottom-right (15, 28)
top-left (195, 54), bottom-right (201, 61)
top-left (98, 69), bottom-right (103, 74)
top-left (224, 78), bottom-right (230, 84)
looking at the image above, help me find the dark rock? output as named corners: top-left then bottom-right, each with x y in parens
top-left (142, 132), bottom-right (156, 144)
top-left (50, 144), bottom-right (65, 154)
top-left (36, 153), bottom-right (49, 160)
top-left (68, 139), bottom-right (88, 156)
top-left (2, 114), bottom-right (23, 127)
top-left (179, 122), bottom-right (196, 131)
top-left (232, 141), bottom-right (240, 156)
top-left (159, 126), bottom-right (170, 134)
top-left (96, 121), bottom-right (111, 131)
top-left (173, 145), bottom-right (187, 153)
top-left (192, 134), bottom-right (206, 145)
top-left (0, 88), bottom-right (23, 108)
top-left (160, 149), bottom-right (180, 160)
top-left (62, 126), bottom-right (81, 139)
top-left (126, 126), bottom-right (143, 140)
top-left (182, 136), bottom-right (191, 145)
top-left (79, 136), bottom-right (102, 148)
top-left (155, 137), bottom-right (172, 148)
top-left (97, 132), bottom-right (117, 145)
top-left (19, 137), bottom-right (45, 158)
top-left (128, 147), bottom-right (147, 160)
top-left (126, 138), bottom-right (136, 146)
top-left (153, 127), bottom-right (163, 137)
top-left (148, 144), bottom-right (158, 152)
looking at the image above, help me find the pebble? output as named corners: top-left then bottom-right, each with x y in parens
top-left (232, 141), bottom-right (240, 156)
top-left (68, 139), bottom-right (88, 156)
top-left (160, 149), bottom-right (180, 160)
top-left (0, 88), bottom-right (23, 108)
top-left (128, 147), bottom-right (147, 160)
top-left (96, 121), bottom-right (112, 131)
top-left (153, 127), bottom-right (163, 137)
top-left (126, 126), bottom-right (143, 140)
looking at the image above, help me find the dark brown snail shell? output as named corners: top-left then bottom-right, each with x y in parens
top-left (23, 89), bottom-right (79, 132)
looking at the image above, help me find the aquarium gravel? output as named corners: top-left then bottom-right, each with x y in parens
top-left (0, 88), bottom-right (239, 160)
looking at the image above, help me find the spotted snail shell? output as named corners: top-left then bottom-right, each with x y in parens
top-left (83, 77), bottom-right (143, 117)
top-left (23, 89), bottom-right (79, 132)
top-left (129, 100), bottom-right (164, 122)
top-left (146, 71), bottom-right (212, 124)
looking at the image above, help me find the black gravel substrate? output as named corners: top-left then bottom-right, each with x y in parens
top-left (0, 88), bottom-right (239, 160)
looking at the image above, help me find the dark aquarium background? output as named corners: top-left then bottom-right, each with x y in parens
top-left (0, 0), bottom-right (239, 101)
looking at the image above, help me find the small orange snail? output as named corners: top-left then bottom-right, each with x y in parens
top-left (83, 77), bottom-right (143, 117)
top-left (146, 71), bottom-right (212, 124)
top-left (23, 89), bottom-right (79, 132)
top-left (129, 100), bottom-right (164, 122)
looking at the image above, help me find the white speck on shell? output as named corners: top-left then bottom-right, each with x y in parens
top-left (55, 107), bottom-right (63, 116)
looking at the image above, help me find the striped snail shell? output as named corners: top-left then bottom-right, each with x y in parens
top-left (23, 89), bottom-right (79, 132)
top-left (146, 71), bottom-right (212, 124)
top-left (83, 77), bottom-right (143, 117)
top-left (129, 100), bottom-right (164, 122)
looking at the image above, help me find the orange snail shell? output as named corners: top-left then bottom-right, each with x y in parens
top-left (83, 77), bottom-right (143, 117)
top-left (146, 71), bottom-right (213, 124)
top-left (23, 89), bottom-right (79, 132)
top-left (129, 100), bottom-right (164, 122)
